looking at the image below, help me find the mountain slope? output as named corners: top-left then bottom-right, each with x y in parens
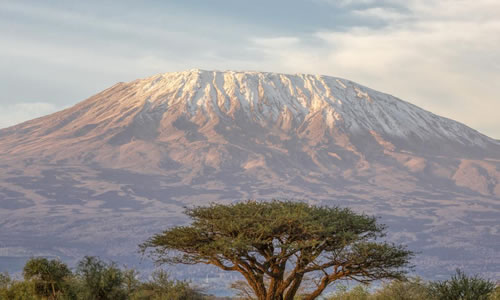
top-left (0, 70), bottom-right (499, 287)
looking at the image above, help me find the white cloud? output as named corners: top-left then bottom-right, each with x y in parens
top-left (252, 37), bottom-right (301, 48)
top-left (0, 103), bottom-right (59, 129)
top-left (249, 0), bottom-right (500, 138)
top-left (1, 1), bottom-right (499, 139)
top-left (352, 7), bottom-right (406, 21)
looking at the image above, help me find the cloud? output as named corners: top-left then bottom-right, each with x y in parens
top-left (0, 103), bottom-right (59, 129)
top-left (0, 1), bottom-right (499, 139)
top-left (252, 37), bottom-right (301, 48)
top-left (248, 0), bottom-right (500, 138)
top-left (352, 7), bottom-right (407, 21)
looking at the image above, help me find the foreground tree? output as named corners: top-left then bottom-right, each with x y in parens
top-left (23, 257), bottom-right (72, 299)
top-left (230, 272), bottom-right (315, 299)
top-left (141, 200), bottom-right (413, 300)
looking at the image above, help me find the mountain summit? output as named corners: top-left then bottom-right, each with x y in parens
top-left (0, 70), bottom-right (499, 283)
top-left (2, 70), bottom-right (498, 173)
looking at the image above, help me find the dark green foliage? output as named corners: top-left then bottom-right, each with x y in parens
top-left (76, 256), bottom-right (128, 300)
top-left (1, 256), bottom-right (207, 300)
top-left (326, 274), bottom-right (498, 300)
top-left (23, 257), bottom-right (72, 299)
top-left (428, 269), bottom-right (496, 300)
top-left (142, 200), bottom-right (414, 300)
top-left (74, 256), bottom-right (207, 300)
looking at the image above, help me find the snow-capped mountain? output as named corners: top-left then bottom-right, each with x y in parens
top-left (0, 70), bottom-right (499, 286)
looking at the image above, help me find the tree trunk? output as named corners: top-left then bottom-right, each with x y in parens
top-left (304, 276), bottom-right (330, 300)
top-left (284, 274), bottom-right (303, 300)
top-left (51, 281), bottom-right (56, 299)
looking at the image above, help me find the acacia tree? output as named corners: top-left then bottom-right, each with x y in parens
top-left (141, 200), bottom-right (413, 300)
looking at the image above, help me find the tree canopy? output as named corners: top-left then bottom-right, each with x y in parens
top-left (23, 257), bottom-right (72, 299)
top-left (141, 200), bottom-right (414, 300)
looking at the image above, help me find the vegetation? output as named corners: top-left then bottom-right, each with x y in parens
top-left (326, 273), bottom-right (499, 300)
top-left (1, 201), bottom-right (498, 299)
top-left (0, 257), bottom-right (208, 300)
top-left (4, 261), bottom-right (497, 300)
top-left (141, 200), bottom-right (414, 300)
top-left (428, 269), bottom-right (496, 300)
top-left (370, 277), bottom-right (430, 300)
top-left (23, 257), bottom-right (72, 299)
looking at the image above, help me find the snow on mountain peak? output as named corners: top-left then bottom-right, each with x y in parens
top-left (125, 70), bottom-right (491, 147)
top-left (1, 69), bottom-right (496, 166)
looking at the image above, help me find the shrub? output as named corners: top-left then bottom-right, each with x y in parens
top-left (76, 256), bottom-right (127, 300)
top-left (132, 269), bottom-right (206, 300)
top-left (372, 277), bottom-right (431, 300)
top-left (428, 269), bottom-right (495, 300)
top-left (327, 284), bottom-right (371, 300)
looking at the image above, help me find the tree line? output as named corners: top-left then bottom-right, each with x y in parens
top-left (1, 200), bottom-right (498, 299)
top-left (0, 256), bottom-right (210, 300)
top-left (1, 260), bottom-right (498, 299)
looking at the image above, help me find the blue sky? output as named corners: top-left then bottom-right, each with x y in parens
top-left (1, 0), bottom-right (499, 138)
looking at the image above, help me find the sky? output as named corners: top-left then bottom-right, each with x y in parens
top-left (1, 0), bottom-right (499, 139)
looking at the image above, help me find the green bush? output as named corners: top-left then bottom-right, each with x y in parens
top-left (489, 285), bottom-right (500, 300)
top-left (372, 278), bottom-right (431, 300)
top-left (76, 256), bottom-right (128, 300)
top-left (428, 269), bottom-right (495, 300)
top-left (131, 269), bottom-right (206, 300)
top-left (0, 272), bottom-right (36, 300)
top-left (1, 256), bottom-right (208, 300)
top-left (3, 256), bottom-right (497, 300)
top-left (327, 284), bottom-right (371, 300)
top-left (325, 272), bottom-right (497, 300)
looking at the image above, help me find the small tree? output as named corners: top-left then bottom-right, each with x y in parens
top-left (23, 257), bottom-right (72, 299)
top-left (327, 284), bottom-right (371, 300)
top-left (122, 268), bottom-right (141, 296)
top-left (428, 269), bottom-right (495, 300)
top-left (76, 256), bottom-right (127, 300)
top-left (134, 269), bottom-right (206, 300)
top-left (372, 277), bottom-right (431, 300)
top-left (141, 200), bottom-right (413, 300)
top-left (0, 272), bottom-right (10, 290)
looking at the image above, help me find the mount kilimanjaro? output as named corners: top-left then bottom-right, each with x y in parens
top-left (0, 70), bottom-right (499, 285)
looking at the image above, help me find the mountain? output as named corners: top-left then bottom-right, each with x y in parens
top-left (0, 70), bottom-right (499, 286)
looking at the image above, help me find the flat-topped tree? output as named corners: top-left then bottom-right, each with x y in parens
top-left (141, 200), bottom-right (414, 300)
